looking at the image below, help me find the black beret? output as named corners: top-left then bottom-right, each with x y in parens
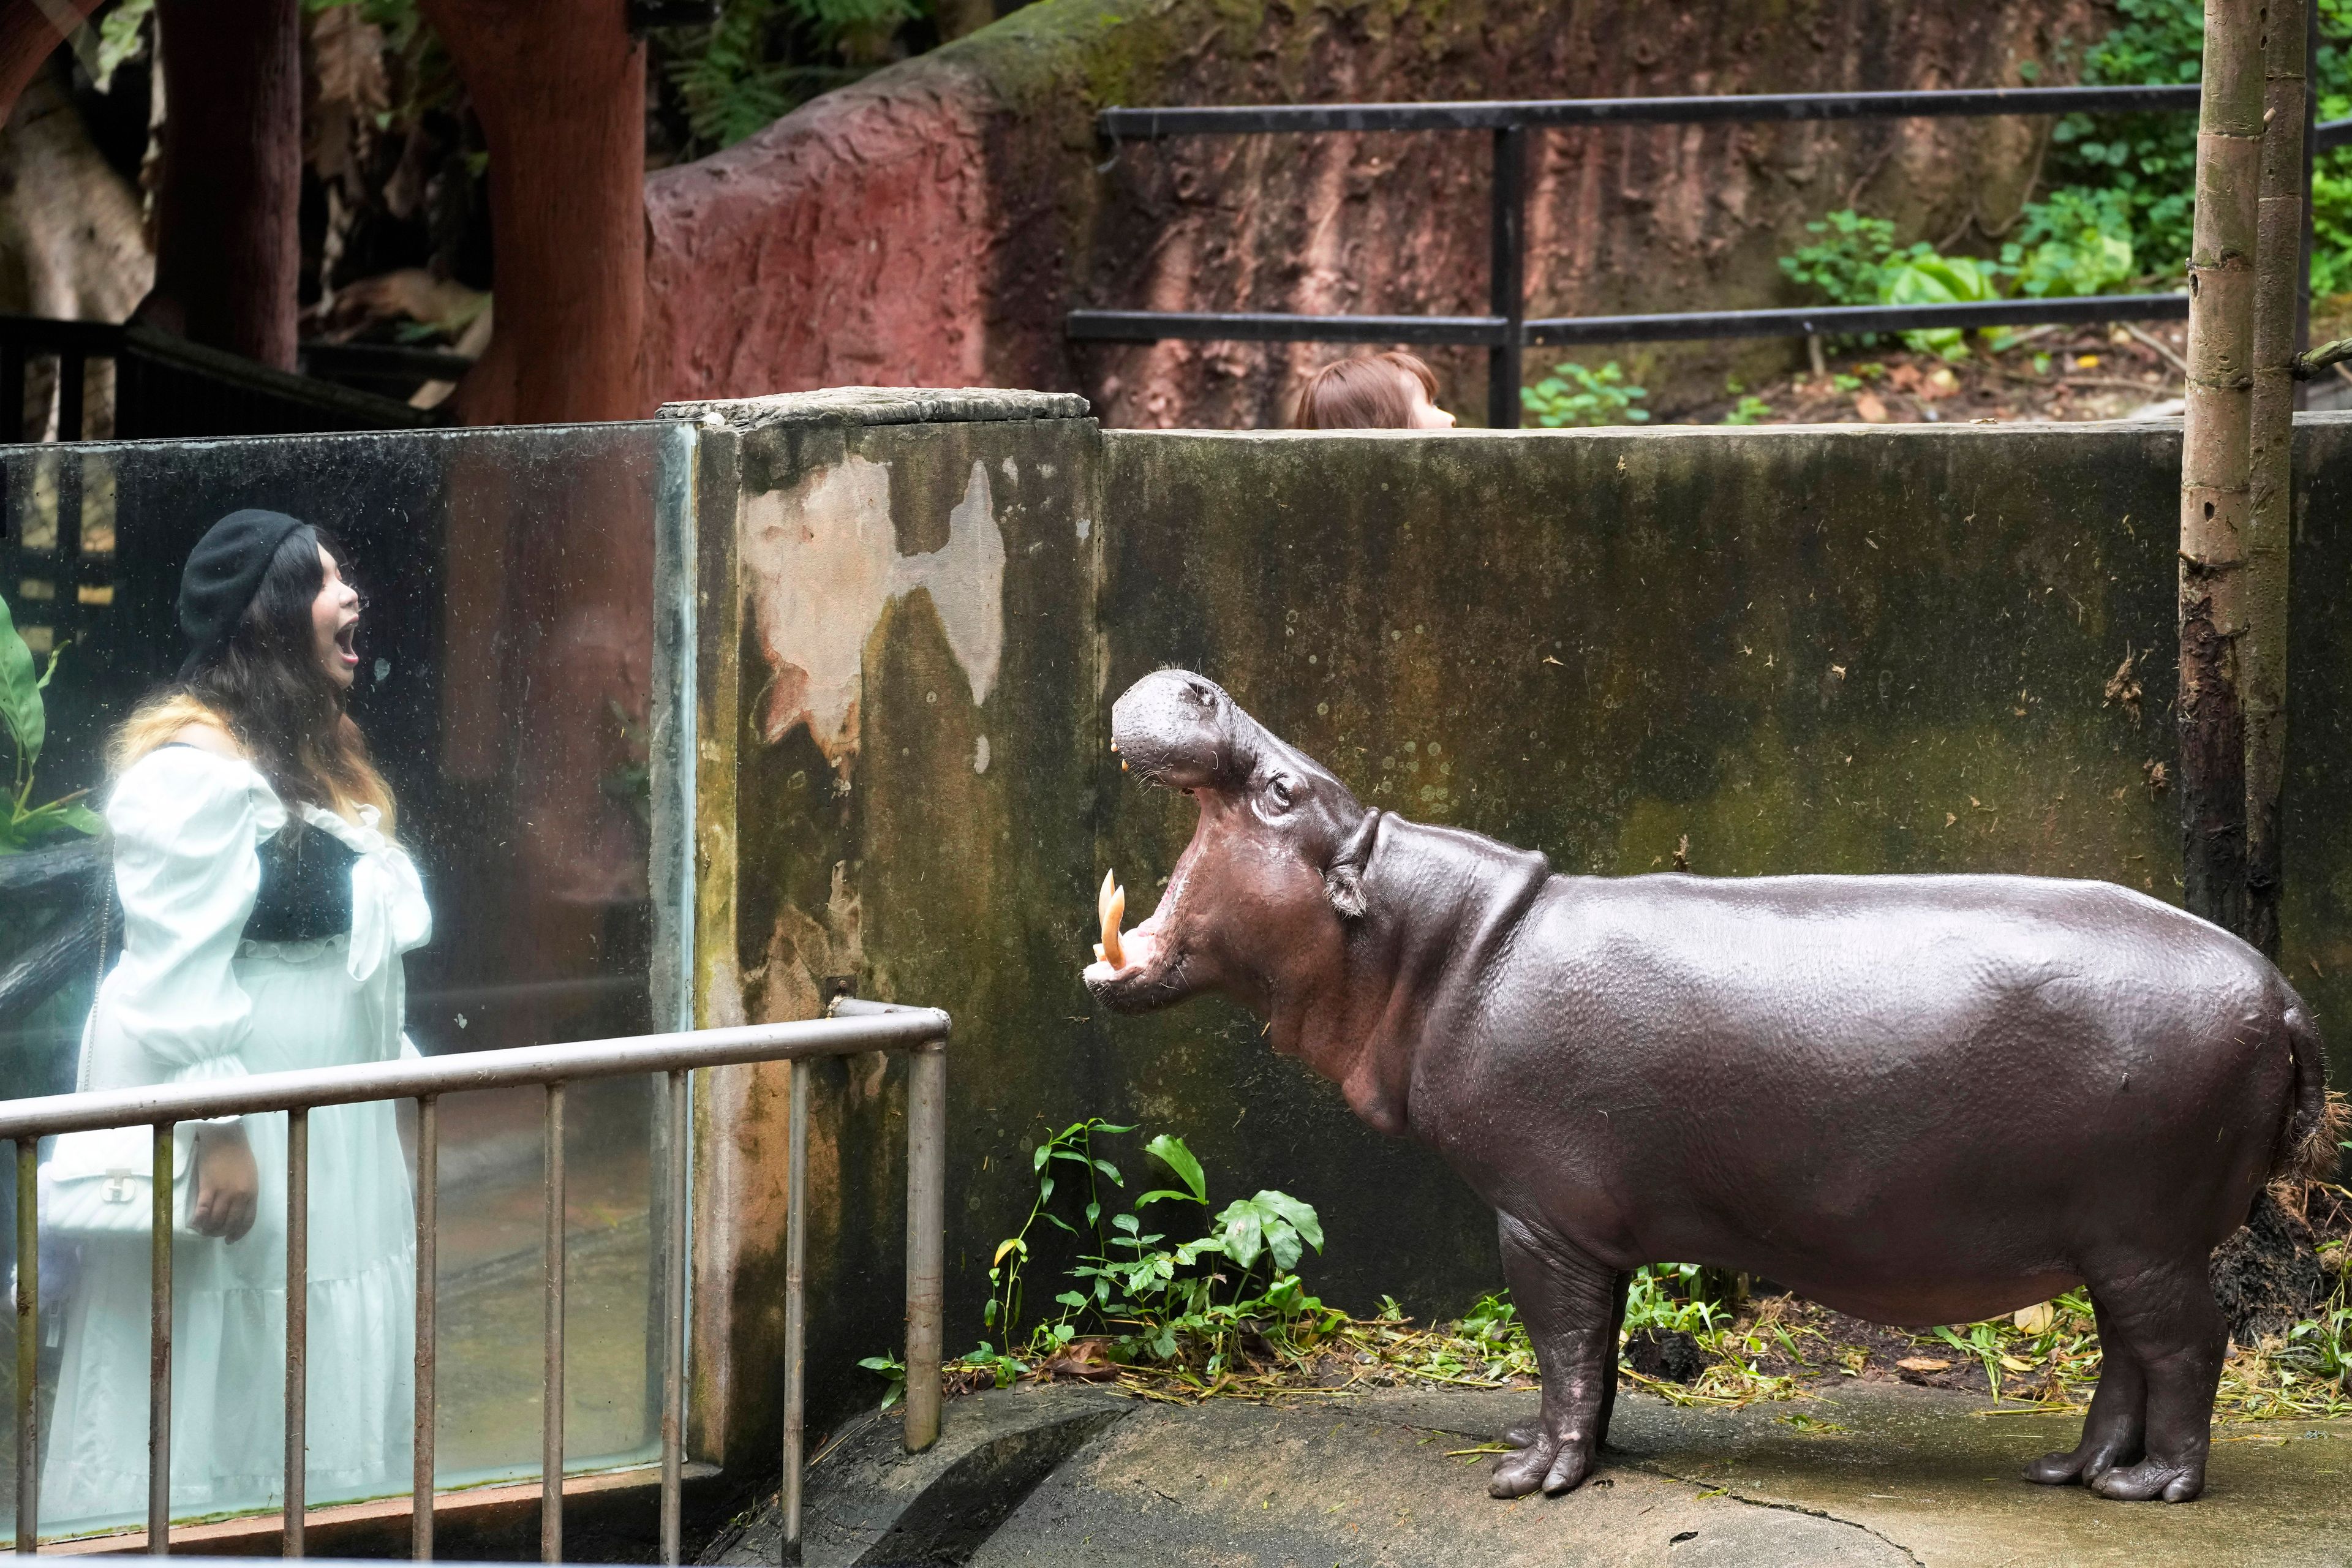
top-left (177, 509), bottom-right (309, 680)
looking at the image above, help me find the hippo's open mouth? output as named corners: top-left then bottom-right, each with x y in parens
top-left (1080, 757), bottom-right (1212, 1014)
top-left (1082, 667), bottom-right (1369, 1017)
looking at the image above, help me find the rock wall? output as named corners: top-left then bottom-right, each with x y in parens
top-left (673, 392), bottom-right (2352, 1461)
top-left (645, 0), bottom-right (2103, 428)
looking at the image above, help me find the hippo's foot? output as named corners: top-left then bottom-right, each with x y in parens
top-left (2022, 1437), bottom-right (2141, 1487)
top-left (1499, 1420), bottom-right (1539, 1449)
top-left (2086, 1457), bottom-right (2204, 1503)
top-left (1488, 1429), bottom-right (1597, 1498)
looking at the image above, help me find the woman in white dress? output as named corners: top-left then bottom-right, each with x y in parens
top-left (40, 509), bottom-right (430, 1532)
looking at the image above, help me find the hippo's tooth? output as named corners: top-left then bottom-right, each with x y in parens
top-left (1102, 883), bottom-right (1127, 968)
top-left (1098, 869), bottom-right (1117, 928)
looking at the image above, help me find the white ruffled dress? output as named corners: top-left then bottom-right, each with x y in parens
top-left (39, 745), bottom-right (431, 1532)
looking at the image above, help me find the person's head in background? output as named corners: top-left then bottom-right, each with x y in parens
top-left (1293, 351), bottom-right (1457, 430)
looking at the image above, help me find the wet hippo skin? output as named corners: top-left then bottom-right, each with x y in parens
top-left (1082, 669), bottom-right (2341, 1506)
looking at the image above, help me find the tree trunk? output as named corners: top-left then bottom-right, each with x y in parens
top-left (0, 0), bottom-right (101, 127)
top-left (414, 0), bottom-right (646, 424)
top-left (2244, 0), bottom-right (2307, 961)
top-left (2179, 0), bottom-right (2263, 939)
top-left (141, 0), bottom-right (301, 369)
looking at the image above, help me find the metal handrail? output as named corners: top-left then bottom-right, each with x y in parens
top-left (1075, 81), bottom-right (2352, 427)
top-left (4, 1001), bottom-right (951, 1564)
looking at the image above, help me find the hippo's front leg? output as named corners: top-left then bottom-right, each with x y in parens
top-left (1488, 1213), bottom-right (1627, 1499)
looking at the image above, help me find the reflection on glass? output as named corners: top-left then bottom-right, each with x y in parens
top-left (0, 424), bottom-right (664, 1545)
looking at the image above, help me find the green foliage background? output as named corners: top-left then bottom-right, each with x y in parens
top-left (2047, 0), bottom-right (2352, 293)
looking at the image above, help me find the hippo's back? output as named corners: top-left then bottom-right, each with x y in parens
top-left (1438, 871), bottom-right (2301, 1319)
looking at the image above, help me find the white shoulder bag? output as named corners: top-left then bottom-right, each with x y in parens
top-left (37, 1125), bottom-right (194, 1239)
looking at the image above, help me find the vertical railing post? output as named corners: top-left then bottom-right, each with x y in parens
top-left (541, 1085), bottom-right (565, 1566)
top-left (1485, 121), bottom-right (1528, 431)
top-left (282, 1112), bottom-right (307, 1557)
top-left (0, 341), bottom-right (22, 443)
top-left (148, 1124), bottom-right (172, 1555)
top-left (54, 358), bottom-right (83, 445)
top-left (413, 1096), bottom-right (437, 1562)
top-left (903, 1041), bottom-right (944, 1455)
top-left (659, 1071), bottom-right (688, 1567)
top-left (779, 1061), bottom-right (807, 1567)
top-left (15, 1139), bottom-right (36, 1555)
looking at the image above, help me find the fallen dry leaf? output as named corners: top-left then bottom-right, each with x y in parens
top-left (2013, 1301), bottom-right (2057, 1334)
top-left (1895, 1357), bottom-right (1952, 1374)
top-left (1039, 1338), bottom-right (1123, 1382)
top-left (1854, 390), bottom-right (1890, 424)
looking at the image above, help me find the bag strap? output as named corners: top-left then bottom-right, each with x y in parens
top-left (75, 840), bottom-right (114, 1096)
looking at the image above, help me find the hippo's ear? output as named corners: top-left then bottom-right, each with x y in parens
top-left (1324, 809), bottom-right (1381, 921)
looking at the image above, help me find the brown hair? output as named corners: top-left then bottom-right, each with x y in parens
top-left (113, 526), bottom-right (396, 832)
top-left (1292, 352), bottom-right (1441, 429)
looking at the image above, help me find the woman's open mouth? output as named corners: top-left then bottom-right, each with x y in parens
top-left (334, 619), bottom-right (359, 666)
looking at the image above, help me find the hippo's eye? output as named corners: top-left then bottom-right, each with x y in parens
top-left (1265, 775), bottom-right (1295, 813)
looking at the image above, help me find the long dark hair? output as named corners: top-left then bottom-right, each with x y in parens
top-left (113, 524), bottom-right (396, 829)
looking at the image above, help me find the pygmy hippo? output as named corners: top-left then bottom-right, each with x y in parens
top-left (1081, 669), bottom-right (2342, 1505)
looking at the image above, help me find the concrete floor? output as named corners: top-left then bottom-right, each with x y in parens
top-left (787, 1380), bottom-right (2352, 1568)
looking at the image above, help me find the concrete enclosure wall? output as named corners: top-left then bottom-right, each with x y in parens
top-left (669, 393), bottom-right (2352, 1460)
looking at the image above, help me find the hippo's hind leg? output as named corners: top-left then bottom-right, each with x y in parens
top-left (1501, 1268), bottom-right (1630, 1453)
top-left (2024, 1294), bottom-right (2146, 1487)
top-left (2074, 1256), bottom-right (2226, 1502)
top-left (1488, 1213), bottom-right (1625, 1499)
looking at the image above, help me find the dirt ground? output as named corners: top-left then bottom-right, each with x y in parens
top-left (1678, 318), bottom-right (2193, 427)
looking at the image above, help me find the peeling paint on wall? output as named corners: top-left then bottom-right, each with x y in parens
top-left (741, 454), bottom-right (1006, 758)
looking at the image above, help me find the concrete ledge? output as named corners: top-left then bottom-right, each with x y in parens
top-left (657, 386), bottom-right (1090, 432)
top-left (701, 1384), bottom-right (1131, 1567)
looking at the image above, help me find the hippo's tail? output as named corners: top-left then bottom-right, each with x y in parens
top-left (2275, 998), bottom-right (2346, 1186)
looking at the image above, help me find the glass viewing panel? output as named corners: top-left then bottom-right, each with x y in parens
top-left (0, 422), bottom-right (671, 1542)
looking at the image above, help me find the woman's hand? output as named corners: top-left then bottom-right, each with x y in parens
top-left (189, 1125), bottom-right (259, 1242)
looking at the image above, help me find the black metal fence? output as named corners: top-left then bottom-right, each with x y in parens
top-left (0, 315), bottom-right (450, 445)
top-left (0, 315), bottom-right (450, 721)
top-left (1070, 83), bottom-right (2352, 428)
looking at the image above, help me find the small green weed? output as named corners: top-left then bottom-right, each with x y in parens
top-left (1521, 361), bottom-right (1650, 428)
top-left (1719, 395), bottom-right (1775, 426)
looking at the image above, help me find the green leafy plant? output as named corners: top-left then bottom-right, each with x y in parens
top-left (1, 594), bottom-right (102, 854)
top-left (2001, 187), bottom-right (2138, 299)
top-left (2037, 0), bottom-right (2352, 284)
top-left (1719, 394), bottom-right (1775, 426)
top-left (1624, 1262), bottom-right (1732, 1337)
top-left (1882, 251), bottom-right (2003, 360)
top-left (869, 1120), bottom-right (1336, 1402)
top-left (979, 1115), bottom-right (1133, 1349)
top-left (1777, 209), bottom-right (1904, 307)
top-left (1520, 360), bottom-right (1650, 428)
top-left (660, 0), bottom-right (929, 156)
top-left (1778, 211), bottom-right (2000, 356)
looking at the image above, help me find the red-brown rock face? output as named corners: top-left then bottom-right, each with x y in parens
top-left (646, 0), bottom-right (2102, 427)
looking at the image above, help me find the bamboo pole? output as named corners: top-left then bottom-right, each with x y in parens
top-left (2245, 0), bottom-right (2309, 960)
top-left (2179, 0), bottom-right (2264, 938)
